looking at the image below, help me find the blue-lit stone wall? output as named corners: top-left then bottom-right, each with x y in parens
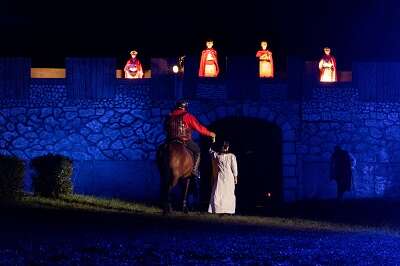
top-left (300, 87), bottom-right (400, 199)
top-left (0, 82), bottom-right (162, 161)
top-left (0, 81), bottom-right (167, 200)
top-left (3, 78), bottom-right (400, 202)
top-left (0, 79), bottom-right (302, 202)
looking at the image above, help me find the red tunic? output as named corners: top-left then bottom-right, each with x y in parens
top-left (198, 48), bottom-right (220, 77)
top-left (256, 50), bottom-right (274, 78)
top-left (167, 109), bottom-right (213, 141)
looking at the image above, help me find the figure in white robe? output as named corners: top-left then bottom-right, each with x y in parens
top-left (208, 142), bottom-right (238, 214)
top-left (318, 47), bottom-right (337, 82)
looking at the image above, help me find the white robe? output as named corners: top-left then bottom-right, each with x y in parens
top-left (208, 148), bottom-right (238, 214)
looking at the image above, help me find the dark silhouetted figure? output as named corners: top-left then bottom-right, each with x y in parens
top-left (330, 145), bottom-right (352, 200)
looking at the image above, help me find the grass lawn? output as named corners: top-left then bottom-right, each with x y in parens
top-left (1, 195), bottom-right (400, 265)
top-left (1, 194), bottom-right (398, 235)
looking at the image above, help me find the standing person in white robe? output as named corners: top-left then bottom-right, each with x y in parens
top-left (208, 141), bottom-right (238, 214)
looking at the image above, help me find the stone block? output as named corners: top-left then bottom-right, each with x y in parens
top-left (103, 128), bottom-right (120, 140)
top-left (369, 128), bottom-right (383, 139)
top-left (98, 138), bottom-right (111, 150)
top-left (40, 108), bottom-right (52, 118)
top-left (283, 142), bottom-right (295, 154)
top-left (283, 177), bottom-right (298, 189)
top-left (86, 120), bottom-right (103, 133)
top-left (65, 112), bottom-right (78, 120)
top-left (121, 114), bottom-right (135, 124)
top-left (99, 110), bottom-right (114, 123)
top-left (111, 140), bottom-right (125, 150)
top-left (121, 127), bottom-right (135, 137)
top-left (12, 137), bottom-right (29, 149)
top-left (87, 134), bottom-right (104, 143)
top-left (10, 107), bottom-right (26, 116)
top-left (283, 166), bottom-right (296, 177)
top-left (79, 109), bottom-right (95, 117)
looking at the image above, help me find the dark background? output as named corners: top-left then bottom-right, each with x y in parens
top-left (0, 0), bottom-right (398, 71)
top-left (200, 118), bottom-right (282, 209)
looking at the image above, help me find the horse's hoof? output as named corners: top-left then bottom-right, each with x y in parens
top-left (163, 204), bottom-right (172, 215)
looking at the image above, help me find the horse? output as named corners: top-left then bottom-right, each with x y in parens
top-left (157, 140), bottom-right (194, 214)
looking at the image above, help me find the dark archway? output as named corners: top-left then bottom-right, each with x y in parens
top-left (200, 117), bottom-right (282, 212)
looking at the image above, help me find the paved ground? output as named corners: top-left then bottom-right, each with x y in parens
top-left (1, 203), bottom-right (400, 265)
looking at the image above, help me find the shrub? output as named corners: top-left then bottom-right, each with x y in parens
top-left (0, 155), bottom-right (25, 200)
top-left (31, 154), bottom-right (73, 197)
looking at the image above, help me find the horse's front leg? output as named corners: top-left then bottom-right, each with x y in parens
top-left (182, 177), bottom-right (191, 214)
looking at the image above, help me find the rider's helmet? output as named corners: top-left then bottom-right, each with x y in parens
top-left (175, 99), bottom-right (189, 110)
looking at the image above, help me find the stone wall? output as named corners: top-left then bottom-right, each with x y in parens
top-left (0, 80), bottom-right (167, 200)
top-left (300, 87), bottom-right (400, 199)
top-left (3, 78), bottom-right (400, 202)
top-left (0, 82), bottom-right (163, 161)
top-left (0, 79), bottom-right (301, 202)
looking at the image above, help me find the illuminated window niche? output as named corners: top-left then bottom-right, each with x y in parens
top-left (198, 40), bottom-right (219, 78)
top-left (318, 47), bottom-right (337, 82)
top-left (256, 41), bottom-right (274, 78)
top-left (124, 50), bottom-right (144, 79)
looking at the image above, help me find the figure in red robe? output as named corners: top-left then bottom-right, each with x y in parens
top-left (124, 50), bottom-right (144, 79)
top-left (198, 40), bottom-right (219, 78)
top-left (256, 41), bottom-right (274, 78)
top-left (318, 47), bottom-right (337, 82)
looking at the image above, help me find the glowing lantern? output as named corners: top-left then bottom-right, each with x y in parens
top-left (198, 40), bottom-right (219, 78)
top-left (256, 41), bottom-right (274, 78)
top-left (172, 65), bottom-right (179, 74)
top-left (124, 50), bottom-right (144, 79)
top-left (318, 47), bottom-right (337, 82)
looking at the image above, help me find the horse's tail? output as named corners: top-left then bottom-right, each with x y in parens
top-left (156, 144), bottom-right (165, 174)
top-left (157, 143), bottom-right (170, 179)
top-left (157, 143), bottom-right (171, 201)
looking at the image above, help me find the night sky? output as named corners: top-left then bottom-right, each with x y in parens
top-left (1, 0), bottom-right (399, 71)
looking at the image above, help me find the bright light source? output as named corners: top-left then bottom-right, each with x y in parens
top-left (172, 65), bottom-right (179, 74)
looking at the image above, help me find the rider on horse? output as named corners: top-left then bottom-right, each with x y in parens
top-left (164, 99), bottom-right (216, 178)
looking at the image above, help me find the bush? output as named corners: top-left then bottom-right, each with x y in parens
top-left (31, 154), bottom-right (73, 197)
top-left (0, 155), bottom-right (25, 200)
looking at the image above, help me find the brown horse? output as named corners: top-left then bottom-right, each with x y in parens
top-left (157, 141), bottom-right (194, 214)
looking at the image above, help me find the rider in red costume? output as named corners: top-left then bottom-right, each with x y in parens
top-left (165, 99), bottom-right (216, 177)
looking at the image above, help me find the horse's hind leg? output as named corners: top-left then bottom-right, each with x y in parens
top-left (163, 183), bottom-right (173, 215)
top-left (163, 175), bottom-right (180, 215)
top-left (182, 178), bottom-right (191, 214)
